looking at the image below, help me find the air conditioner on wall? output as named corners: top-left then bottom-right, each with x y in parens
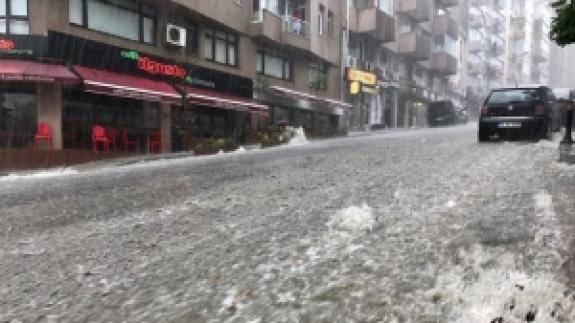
top-left (166, 24), bottom-right (186, 47)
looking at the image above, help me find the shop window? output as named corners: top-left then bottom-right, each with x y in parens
top-left (272, 106), bottom-right (290, 125)
top-left (69, 0), bottom-right (156, 44)
top-left (204, 28), bottom-right (238, 66)
top-left (308, 62), bottom-right (327, 90)
top-left (0, 86), bottom-right (36, 149)
top-left (256, 44), bottom-right (292, 81)
top-left (0, 0), bottom-right (29, 34)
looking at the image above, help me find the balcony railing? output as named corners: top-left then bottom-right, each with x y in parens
top-left (284, 16), bottom-right (309, 37)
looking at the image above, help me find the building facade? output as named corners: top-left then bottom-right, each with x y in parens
top-left (466, 0), bottom-right (505, 114)
top-left (346, 0), bottom-right (467, 130)
top-left (505, 0), bottom-right (551, 86)
top-left (0, 0), bottom-right (350, 154)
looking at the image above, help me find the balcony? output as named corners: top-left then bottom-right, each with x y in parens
top-left (431, 52), bottom-right (457, 74)
top-left (249, 9), bottom-right (284, 42)
top-left (532, 40), bottom-right (550, 62)
top-left (468, 61), bottom-right (483, 76)
top-left (468, 38), bottom-right (484, 53)
top-left (349, 1), bottom-right (396, 42)
top-left (433, 14), bottom-right (458, 39)
top-left (396, 0), bottom-right (432, 22)
top-left (486, 57), bottom-right (504, 73)
top-left (398, 31), bottom-right (431, 60)
top-left (469, 10), bottom-right (485, 29)
top-left (281, 17), bottom-right (311, 52)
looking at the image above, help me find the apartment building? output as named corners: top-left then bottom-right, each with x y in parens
top-left (0, 0), bottom-right (349, 154)
top-left (466, 0), bottom-right (506, 112)
top-left (505, 0), bottom-right (551, 86)
top-left (347, 0), bottom-right (465, 130)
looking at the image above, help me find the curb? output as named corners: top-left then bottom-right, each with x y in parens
top-left (559, 144), bottom-right (575, 164)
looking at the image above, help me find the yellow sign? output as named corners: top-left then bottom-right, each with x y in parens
top-left (346, 68), bottom-right (377, 86)
top-left (349, 81), bottom-right (360, 95)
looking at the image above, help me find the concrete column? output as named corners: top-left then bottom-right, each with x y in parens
top-left (311, 111), bottom-right (319, 137)
top-left (392, 92), bottom-right (398, 128)
top-left (160, 103), bottom-right (172, 153)
top-left (36, 83), bottom-right (62, 150)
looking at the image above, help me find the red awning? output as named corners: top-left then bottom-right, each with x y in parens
top-left (73, 65), bottom-right (182, 105)
top-left (269, 85), bottom-right (353, 109)
top-left (0, 59), bottom-right (79, 84)
top-left (179, 85), bottom-right (268, 113)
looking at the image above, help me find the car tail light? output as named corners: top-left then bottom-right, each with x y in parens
top-left (480, 106), bottom-right (489, 116)
top-left (534, 104), bottom-right (545, 115)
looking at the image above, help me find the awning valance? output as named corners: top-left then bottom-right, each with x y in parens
top-left (179, 85), bottom-right (268, 114)
top-left (269, 85), bottom-right (352, 109)
top-left (0, 59), bottom-right (79, 84)
top-left (73, 65), bottom-right (182, 105)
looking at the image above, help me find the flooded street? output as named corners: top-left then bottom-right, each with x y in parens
top-left (2, 124), bottom-right (575, 322)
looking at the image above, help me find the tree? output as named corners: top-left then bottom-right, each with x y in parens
top-left (551, 0), bottom-right (575, 46)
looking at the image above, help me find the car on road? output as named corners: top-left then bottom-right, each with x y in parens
top-left (428, 100), bottom-right (457, 127)
top-left (478, 86), bottom-right (556, 141)
top-left (456, 107), bottom-right (469, 124)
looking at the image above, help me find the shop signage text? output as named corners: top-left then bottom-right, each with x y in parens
top-left (346, 68), bottom-right (377, 86)
top-left (0, 38), bottom-right (34, 56)
top-left (120, 50), bottom-right (216, 88)
top-left (121, 50), bottom-right (186, 79)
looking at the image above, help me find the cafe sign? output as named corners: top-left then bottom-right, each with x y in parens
top-left (0, 35), bottom-right (46, 57)
top-left (346, 68), bottom-right (377, 86)
top-left (120, 49), bottom-right (216, 88)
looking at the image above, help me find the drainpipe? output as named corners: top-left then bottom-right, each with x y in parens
top-left (341, 0), bottom-right (350, 131)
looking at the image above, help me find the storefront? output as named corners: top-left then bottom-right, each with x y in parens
top-left (255, 85), bottom-right (348, 137)
top-left (0, 35), bottom-right (80, 150)
top-left (0, 31), bottom-right (267, 154)
top-left (345, 67), bottom-right (378, 130)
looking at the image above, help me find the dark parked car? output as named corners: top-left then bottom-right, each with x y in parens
top-left (428, 101), bottom-right (457, 127)
top-left (478, 86), bottom-right (556, 141)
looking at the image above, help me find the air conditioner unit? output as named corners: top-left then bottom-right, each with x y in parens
top-left (166, 24), bottom-right (186, 47)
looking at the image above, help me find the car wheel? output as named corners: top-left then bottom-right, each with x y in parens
top-left (478, 123), bottom-right (489, 142)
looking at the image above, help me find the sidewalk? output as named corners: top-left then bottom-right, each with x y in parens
top-left (560, 144), bottom-right (575, 164)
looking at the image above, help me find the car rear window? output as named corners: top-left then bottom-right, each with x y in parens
top-left (429, 103), bottom-right (452, 114)
top-left (487, 89), bottom-right (540, 104)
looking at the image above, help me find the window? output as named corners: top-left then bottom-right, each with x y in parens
top-left (68, 0), bottom-right (156, 44)
top-left (487, 89), bottom-right (540, 104)
top-left (205, 28), bottom-right (238, 66)
top-left (327, 10), bottom-right (334, 38)
top-left (318, 4), bottom-right (325, 35)
top-left (308, 62), bottom-right (327, 90)
top-left (256, 45), bottom-right (292, 80)
top-left (377, 0), bottom-right (393, 15)
top-left (0, 0), bottom-right (29, 34)
top-left (185, 20), bottom-right (199, 55)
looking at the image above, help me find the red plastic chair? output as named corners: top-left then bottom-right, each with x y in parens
top-left (34, 122), bottom-right (53, 149)
top-left (120, 129), bottom-right (136, 152)
top-left (92, 125), bottom-right (110, 152)
top-left (149, 129), bottom-right (162, 153)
